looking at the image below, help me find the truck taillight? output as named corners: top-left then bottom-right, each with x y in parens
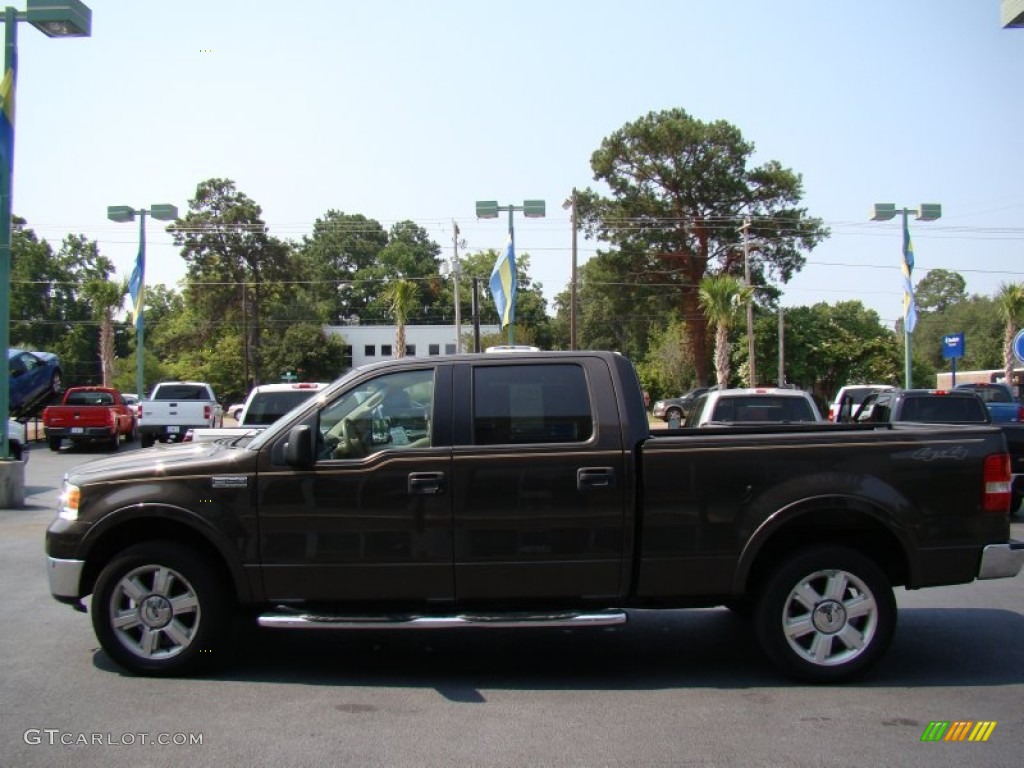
top-left (982, 453), bottom-right (1011, 512)
top-left (204, 405), bottom-right (212, 421)
top-left (1017, 405), bottom-right (1024, 422)
top-left (136, 404), bottom-right (142, 421)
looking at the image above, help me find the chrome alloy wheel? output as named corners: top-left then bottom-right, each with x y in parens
top-left (108, 564), bottom-right (202, 660)
top-left (780, 567), bottom-right (879, 668)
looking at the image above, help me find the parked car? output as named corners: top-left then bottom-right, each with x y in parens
top-left (828, 384), bottom-right (894, 423)
top-left (653, 387), bottom-right (709, 422)
top-left (226, 402), bottom-right (245, 421)
top-left (8, 348), bottom-right (62, 414)
top-left (953, 382), bottom-right (1023, 423)
top-left (684, 387), bottom-right (822, 427)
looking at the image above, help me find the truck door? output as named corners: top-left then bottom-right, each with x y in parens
top-left (451, 359), bottom-right (628, 601)
top-left (256, 364), bottom-right (454, 603)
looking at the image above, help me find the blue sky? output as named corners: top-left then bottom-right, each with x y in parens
top-left (11, 0), bottom-right (1024, 330)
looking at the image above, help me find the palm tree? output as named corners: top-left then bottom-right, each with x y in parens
top-left (382, 279), bottom-right (419, 358)
top-left (82, 278), bottom-right (128, 386)
top-left (698, 274), bottom-right (752, 388)
top-left (996, 282), bottom-right (1024, 389)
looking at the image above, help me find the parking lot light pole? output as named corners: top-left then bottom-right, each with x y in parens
top-left (0, 1), bottom-right (91, 464)
top-left (475, 199), bottom-right (545, 345)
top-left (106, 204), bottom-right (178, 400)
top-left (870, 202), bottom-right (942, 388)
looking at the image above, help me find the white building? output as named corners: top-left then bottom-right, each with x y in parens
top-left (325, 324), bottom-right (501, 370)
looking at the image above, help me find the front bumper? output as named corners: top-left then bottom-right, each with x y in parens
top-left (977, 540), bottom-right (1024, 579)
top-left (47, 556), bottom-right (85, 600)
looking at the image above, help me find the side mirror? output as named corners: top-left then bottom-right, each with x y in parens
top-left (284, 424), bottom-right (315, 467)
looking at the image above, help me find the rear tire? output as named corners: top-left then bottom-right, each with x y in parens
top-left (48, 436), bottom-right (62, 452)
top-left (754, 546), bottom-right (896, 683)
top-left (140, 434), bottom-right (155, 448)
top-left (91, 542), bottom-right (231, 676)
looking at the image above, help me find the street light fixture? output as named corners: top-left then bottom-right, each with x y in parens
top-left (870, 202), bottom-right (942, 388)
top-left (106, 203), bottom-right (179, 401)
top-left (0, 1), bottom-right (91, 478)
top-left (475, 198), bottom-right (546, 345)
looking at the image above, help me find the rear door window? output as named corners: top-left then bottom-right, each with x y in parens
top-left (472, 364), bottom-right (592, 445)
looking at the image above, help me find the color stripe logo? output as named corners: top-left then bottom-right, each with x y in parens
top-left (921, 721), bottom-right (997, 742)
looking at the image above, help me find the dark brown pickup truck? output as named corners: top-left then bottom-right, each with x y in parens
top-left (46, 352), bottom-right (1023, 682)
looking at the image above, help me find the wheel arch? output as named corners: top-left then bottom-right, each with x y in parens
top-left (78, 506), bottom-right (252, 606)
top-left (733, 495), bottom-right (914, 595)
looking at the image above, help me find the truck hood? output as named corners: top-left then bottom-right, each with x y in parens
top-left (67, 440), bottom-right (254, 486)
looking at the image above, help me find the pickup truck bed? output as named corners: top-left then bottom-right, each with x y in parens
top-left (45, 352), bottom-right (1023, 683)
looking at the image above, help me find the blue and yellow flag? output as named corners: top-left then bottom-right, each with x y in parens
top-left (902, 216), bottom-right (917, 333)
top-left (489, 234), bottom-right (516, 328)
top-left (0, 48), bottom-right (16, 176)
top-left (127, 244), bottom-right (145, 328)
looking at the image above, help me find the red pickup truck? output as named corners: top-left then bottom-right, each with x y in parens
top-left (42, 386), bottom-right (137, 451)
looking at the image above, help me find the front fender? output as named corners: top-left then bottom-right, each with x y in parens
top-left (74, 502), bottom-right (253, 603)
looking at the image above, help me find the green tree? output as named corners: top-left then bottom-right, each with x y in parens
top-left (551, 246), bottom-right (676, 360)
top-left (915, 269), bottom-right (967, 313)
top-left (10, 222), bottom-right (115, 385)
top-left (698, 274), bottom-right (752, 387)
top-left (576, 108), bottom-right (828, 385)
top-left (168, 178), bottom-right (291, 388)
top-left (772, 302), bottom-right (900, 400)
top-left (295, 210), bottom-right (390, 323)
top-left (634, 317), bottom-right (697, 401)
top-left (996, 283), bottom-right (1024, 387)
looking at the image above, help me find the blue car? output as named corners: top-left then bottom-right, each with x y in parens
top-left (8, 348), bottom-right (62, 413)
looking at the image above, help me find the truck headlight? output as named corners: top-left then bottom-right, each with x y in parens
top-left (58, 482), bottom-right (80, 521)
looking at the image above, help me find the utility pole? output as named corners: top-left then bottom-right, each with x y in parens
top-left (562, 188), bottom-right (579, 350)
top-left (452, 220), bottom-right (462, 353)
top-left (740, 217), bottom-right (756, 386)
top-left (471, 277), bottom-right (481, 353)
top-left (778, 307), bottom-right (785, 387)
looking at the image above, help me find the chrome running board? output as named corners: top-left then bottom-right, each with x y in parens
top-left (257, 610), bottom-right (627, 630)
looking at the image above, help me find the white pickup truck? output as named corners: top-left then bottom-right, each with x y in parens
top-left (184, 382), bottom-right (327, 443)
top-left (137, 381), bottom-right (222, 447)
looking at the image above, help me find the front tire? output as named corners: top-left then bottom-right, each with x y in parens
top-left (754, 546), bottom-right (896, 683)
top-left (91, 542), bottom-right (231, 676)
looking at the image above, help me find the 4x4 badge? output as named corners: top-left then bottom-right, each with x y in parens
top-left (211, 477), bottom-right (247, 488)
